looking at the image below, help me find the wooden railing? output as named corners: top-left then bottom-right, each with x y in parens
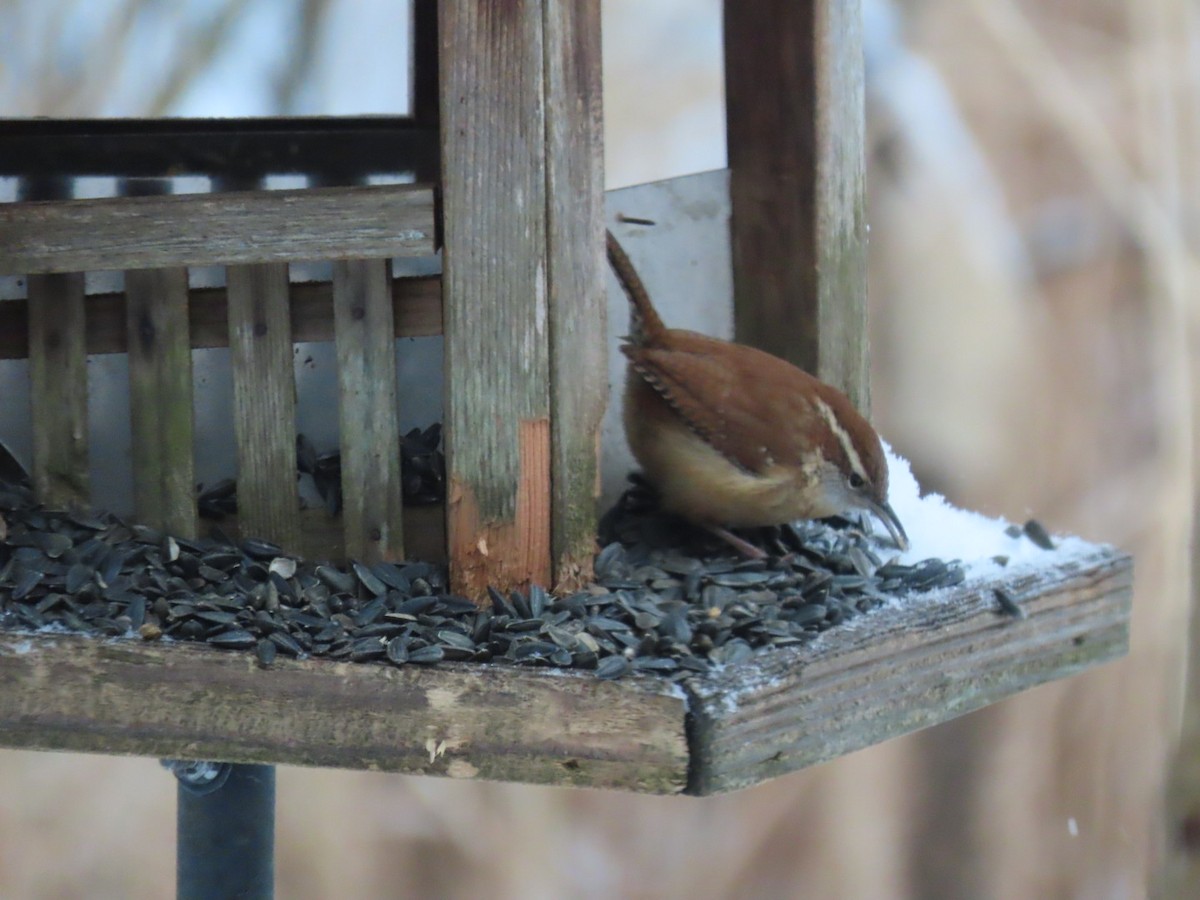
top-left (0, 182), bottom-right (439, 563)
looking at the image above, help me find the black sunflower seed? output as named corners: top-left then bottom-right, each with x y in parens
top-left (255, 639), bottom-right (277, 667)
top-left (208, 629), bottom-right (257, 649)
top-left (1022, 519), bottom-right (1056, 550)
top-left (409, 645), bottom-right (445, 664)
top-left (595, 655), bottom-right (630, 680)
top-left (995, 588), bottom-right (1027, 620)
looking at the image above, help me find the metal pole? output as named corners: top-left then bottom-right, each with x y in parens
top-left (166, 761), bottom-right (275, 900)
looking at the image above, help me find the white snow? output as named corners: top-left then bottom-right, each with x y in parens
top-left (879, 444), bottom-right (1098, 579)
top-left (2, 639), bottom-right (33, 655)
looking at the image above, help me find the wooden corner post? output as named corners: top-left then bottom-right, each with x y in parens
top-left (544, 0), bottom-right (606, 591)
top-left (724, 0), bottom-right (869, 411)
top-left (439, 0), bottom-right (606, 599)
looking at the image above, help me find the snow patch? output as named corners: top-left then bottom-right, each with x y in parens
top-left (882, 444), bottom-right (1099, 579)
top-left (3, 639), bottom-right (33, 655)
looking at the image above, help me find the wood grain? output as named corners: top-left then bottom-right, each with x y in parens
top-left (0, 184), bottom-right (435, 275)
top-left (0, 276), bottom-right (443, 360)
top-left (0, 634), bottom-right (689, 794)
top-left (227, 263), bottom-right (301, 551)
top-left (440, 0), bottom-right (552, 597)
top-left (333, 259), bottom-right (405, 563)
top-left (125, 268), bottom-right (197, 538)
top-left (26, 272), bottom-right (89, 508)
top-left (543, 0), bottom-right (607, 591)
top-left (683, 547), bottom-right (1132, 794)
top-left (447, 417), bottom-right (552, 601)
top-left (724, 0), bottom-right (869, 410)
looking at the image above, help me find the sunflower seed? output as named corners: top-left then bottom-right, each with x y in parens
top-left (208, 629), bottom-right (257, 649)
top-left (241, 538), bottom-right (283, 560)
top-left (269, 631), bottom-right (305, 657)
top-left (350, 637), bottom-right (387, 662)
top-left (65, 563), bottom-right (93, 594)
top-left (12, 568), bottom-right (41, 602)
top-left (632, 656), bottom-right (679, 673)
top-left (409, 645), bottom-right (445, 664)
top-left (528, 584), bottom-right (548, 618)
top-left (386, 637), bottom-right (409, 665)
top-left (315, 565), bottom-right (355, 594)
top-left (710, 640), bottom-right (753, 666)
top-left (352, 561), bottom-right (387, 597)
top-left (995, 588), bottom-right (1027, 619)
top-left (371, 562), bottom-right (409, 592)
top-left (595, 655), bottom-right (630, 680)
top-left (255, 639), bottom-right (277, 667)
top-left (1022, 519), bottom-right (1056, 550)
top-left (37, 532), bottom-right (73, 559)
top-left (437, 630), bottom-right (476, 651)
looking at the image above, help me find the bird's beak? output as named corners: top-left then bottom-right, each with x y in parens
top-left (868, 499), bottom-right (909, 552)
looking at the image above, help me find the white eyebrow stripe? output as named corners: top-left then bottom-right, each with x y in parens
top-left (812, 398), bottom-right (870, 483)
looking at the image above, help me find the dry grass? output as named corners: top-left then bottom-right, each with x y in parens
top-left (1, 0), bottom-right (1197, 896)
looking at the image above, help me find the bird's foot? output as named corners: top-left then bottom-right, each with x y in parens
top-left (704, 524), bottom-right (768, 560)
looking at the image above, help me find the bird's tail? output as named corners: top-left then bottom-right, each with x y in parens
top-left (606, 230), bottom-right (665, 346)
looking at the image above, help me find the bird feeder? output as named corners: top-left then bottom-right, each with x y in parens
top-left (0, 2), bottom-right (1131, 894)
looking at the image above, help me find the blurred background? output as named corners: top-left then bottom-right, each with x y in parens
top-left (0, 0), bottom-right (1196, 896)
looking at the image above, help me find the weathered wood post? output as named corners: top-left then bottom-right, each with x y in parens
top-left (439, 0), bottom-right (606, 598)
top-left (724, 0), bottom-right (868, 410)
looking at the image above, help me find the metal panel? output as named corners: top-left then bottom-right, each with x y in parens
top-left (602, 169), bottom-right (733, 510)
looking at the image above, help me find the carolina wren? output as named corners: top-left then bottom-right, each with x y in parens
top-left (608, 230), bottom-right (908, 557)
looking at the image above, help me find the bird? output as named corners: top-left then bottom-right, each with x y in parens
top-left (607, 229), bottom-right (908, 559)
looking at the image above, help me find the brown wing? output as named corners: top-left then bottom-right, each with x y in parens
top-left (623, 329), bottom-right (826, 474)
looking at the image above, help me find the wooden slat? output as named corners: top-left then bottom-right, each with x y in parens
top-left (724, 0), bottom-right (869, 409)
top-left (684, 548), bottom-right (1132, 794)
top-left (543, 0), bottom-right (606, 591)
top-left (126, 268), bottom-right (196, 538)
top-left (227, 263), bottom-right (301, 550)
top-left (0, 634), bottom-right (689, 794)
top-left (332, 259), bottom-right (404, 562)
top-left (0, 276), bottom-right (443, 361)
top-left (0, 184), bottom-right (436, 275)
top-left (440, 0), bottom-right (552, 598)
top-left (26, 273), bottom-right (89, 508)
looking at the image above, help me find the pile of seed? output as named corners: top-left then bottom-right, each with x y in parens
top-left (0, 474), bottom-right (965, 681)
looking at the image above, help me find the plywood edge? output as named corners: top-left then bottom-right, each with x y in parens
top-left (682, 545), bottom-right (1133, 795)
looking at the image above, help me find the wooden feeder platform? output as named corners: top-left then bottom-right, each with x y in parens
top-left (0, 541), bottom-right (1128, 795)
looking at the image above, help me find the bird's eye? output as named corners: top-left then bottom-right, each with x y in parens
top-left (848, 473), bottom-right (866, 490)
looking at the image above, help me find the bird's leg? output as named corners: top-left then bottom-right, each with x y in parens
top-left (704, 524), bottom-right (768, 560)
